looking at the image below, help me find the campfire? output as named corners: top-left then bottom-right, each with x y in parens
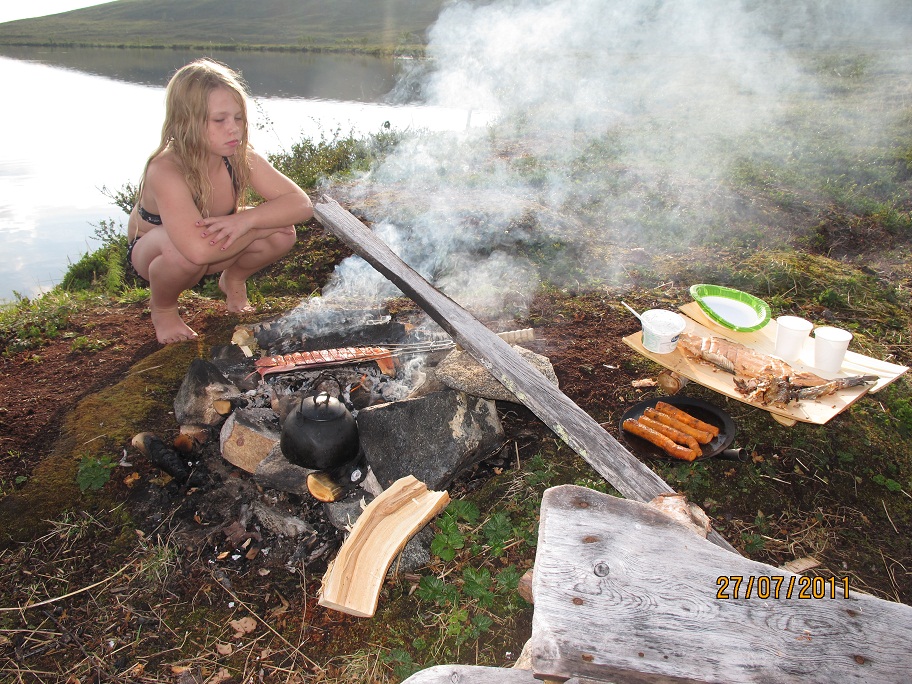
top-left (132, 303), bottom-right (557, 614)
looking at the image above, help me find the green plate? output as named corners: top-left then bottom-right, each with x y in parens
top-left (689, 284), bottom-right (771, 332)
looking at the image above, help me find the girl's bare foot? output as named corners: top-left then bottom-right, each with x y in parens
top-left (151, 306), bottom-right (199, 344)
top-left (219, 272), bottom-right (256, 313)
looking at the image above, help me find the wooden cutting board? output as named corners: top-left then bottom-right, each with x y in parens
top-left (622, 302), bottom-right (908, 425)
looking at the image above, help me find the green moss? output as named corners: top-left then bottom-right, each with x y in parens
top-left (0, 341), bottom-right (202, 545)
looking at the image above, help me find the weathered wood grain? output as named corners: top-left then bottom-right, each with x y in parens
top-left (313, 197), bottom-right (736, 553)
top-left (531, 485), bottom-right (912, 683)
top-left (400, 665), bottom-right (543, 683)
top-left (319, 475), bottom-right (449, 617)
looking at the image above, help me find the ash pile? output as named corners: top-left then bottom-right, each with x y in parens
top-left (130, 305), bottom-right (559, 579)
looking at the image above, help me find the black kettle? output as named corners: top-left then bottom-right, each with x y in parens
top-left (280, 392), bottom-right (360, 471)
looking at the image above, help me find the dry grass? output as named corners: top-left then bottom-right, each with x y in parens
top-left (0, 508), bottom-right (342, 683)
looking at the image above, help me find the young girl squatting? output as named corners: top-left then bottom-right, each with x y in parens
top-left (127, 59), bottom-right (313, 344)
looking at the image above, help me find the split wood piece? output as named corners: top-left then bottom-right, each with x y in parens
top-left (179, 424), bottom-right (210, 446)
top-left (319, 475), bottom-right (449, 617)
top-left (780, 556), bottom-right (821, 574)
top-left (314, 197), bottom-right (736, 553)
top-left (212, 398), bottom-right (236, 416)
top-left (307, 471), bottom-right (344, 503)
top-left (455, 327), bottom-right (535, 351)
top-left (231, 325), bottom-right (257, 357)
top-left (531, 485), bottom-right (912, 684)
top-left (172, 432), bottom-right (195, 454)
top-left (657, 369), bottom-right (688, 394)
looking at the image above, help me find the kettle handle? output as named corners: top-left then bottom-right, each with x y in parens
top-left (311, 373), bottom-right (354, 410)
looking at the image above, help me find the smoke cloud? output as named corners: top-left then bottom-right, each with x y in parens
top-left (298, 0), bottom-right (910, 330)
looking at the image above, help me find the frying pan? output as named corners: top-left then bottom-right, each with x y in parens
top-left (619, 395), bottom-right (747, 462)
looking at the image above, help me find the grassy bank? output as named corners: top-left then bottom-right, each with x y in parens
top-left (0, 0), bottom-right (445, 54)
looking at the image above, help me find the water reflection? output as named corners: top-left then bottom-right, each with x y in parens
top-left (0, 45), bottom-right (403, 102)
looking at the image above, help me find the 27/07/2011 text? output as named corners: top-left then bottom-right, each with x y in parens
top-left (715, 575), bottom-right (851, 600)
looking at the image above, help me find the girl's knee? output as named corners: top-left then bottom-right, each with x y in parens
top-left (273, 226), bottom-right (297, 252)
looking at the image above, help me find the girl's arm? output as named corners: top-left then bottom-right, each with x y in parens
top-left (196, 150), bottom-right (313, 251)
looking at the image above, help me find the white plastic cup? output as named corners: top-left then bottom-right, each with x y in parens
top-left (813, 326), bottom-right (853, 373)
top-left (640, 310), bottom-right (686, 354)
top-left (774, 316), bottom-right (813, 362)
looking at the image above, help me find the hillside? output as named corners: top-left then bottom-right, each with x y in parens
top-left (0, 0), bottom-right (447, 51)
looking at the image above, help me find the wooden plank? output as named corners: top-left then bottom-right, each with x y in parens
top-left (400, 665), bottom-right (546, 683)
top-left (622, 303), bottom-right (908, 425)
top-left (530, 485), bottom-right (912, 684)
top-left (313, 197), bottom-right (736, 553)
top-left (400, 665), bottom-right (617, 684)
top-left (319, 475), bottom-right (449, 617)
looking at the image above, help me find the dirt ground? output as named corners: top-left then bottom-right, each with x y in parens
top-left (0, 300), bottom-right (208, 488)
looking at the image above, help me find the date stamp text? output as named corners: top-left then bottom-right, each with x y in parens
top-left (715, 575), bottom-right (851, 600)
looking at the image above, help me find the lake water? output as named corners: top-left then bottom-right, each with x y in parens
top-left (0, 46), bottom-right (475, 303)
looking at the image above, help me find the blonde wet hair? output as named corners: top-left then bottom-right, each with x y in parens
top-left (140, 58), bottom-right (252, 215)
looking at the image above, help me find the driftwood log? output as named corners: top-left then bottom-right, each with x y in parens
top-left (530, 485), bottom-right (912, 684)
top-left (314, 197), bottom-right (736, 553)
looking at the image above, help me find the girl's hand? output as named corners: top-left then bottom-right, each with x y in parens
top-left (196, 214), bottom-right (253, 251)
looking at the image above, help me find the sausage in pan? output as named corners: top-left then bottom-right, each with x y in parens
top-left (637, 415), bottom-right (700, 452)
top-left (655, 401), bottom-right (720, 437)
top-left (644, 407), bottom-right (713, 445)
top-left (622, 419), bottom-right (699, 461)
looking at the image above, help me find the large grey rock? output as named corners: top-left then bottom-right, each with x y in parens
top-left (209, 343), bottom-right (260, 391)
top-left (389, 526), bottom-right (434, 577)
top-left (323, 495), bottom-right (370, 532)
top-left (249, 500), bottom-right (314, 538)
top-left (357, 389), bottom-right (504, 490)
top-left (253, 444), bottom-right (314, 499)
top-left (219, 408), bottom-right (280, 473)
top-left (174, 358), bottom-right (241, 427)
top-left (434, 346), bottom-right (558, 403)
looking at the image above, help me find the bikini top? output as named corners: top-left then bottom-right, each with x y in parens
top-left (138, 156), bottom-right (237, 225)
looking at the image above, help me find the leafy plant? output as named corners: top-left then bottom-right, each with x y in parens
top-left (462, 566), bottom-right (495, 608)
top-left (872, 474), bottom-right (903, 493)
top-left (100, 182), bottom-right (138, 215)
top-left (381, 648), bottom-right (422, 681)
top-left (416, 575), bottom-right (457, 606)
top-left (481, 511), bottom-right (513, 557)
top-left (430, 513), bottom-right (466, 562)
top-left (0, 292), bottom-right (78, 353)
top-left (495, 565), bottom-right (523, 592)
top-left (0, 474), bottom-right (27, 497)
top-left (269, 126), bottom-right (403, 190)
top-left (430, 500), bottom-right (480, 562)
top-left (741, 533), bottom-right (766, 555)
top-left (76, 454), bottom-right (116, 492)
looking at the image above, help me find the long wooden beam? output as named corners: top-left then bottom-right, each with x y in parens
top-left (314, 196), bottom-right (736, 553)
